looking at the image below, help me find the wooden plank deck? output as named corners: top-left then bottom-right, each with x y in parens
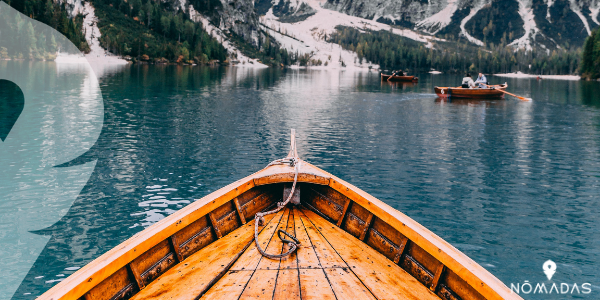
top-left (134, 206), bottom-right (441, 300)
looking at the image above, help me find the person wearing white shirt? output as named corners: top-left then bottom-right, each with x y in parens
top-left (462, 73), bottom-right (476, 88)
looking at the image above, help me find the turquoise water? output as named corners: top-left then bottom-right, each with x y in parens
top-left (9, 65), bottom-right (600, 299)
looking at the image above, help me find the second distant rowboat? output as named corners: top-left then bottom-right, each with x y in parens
top-left (381, 73), bottom-right (419, 82)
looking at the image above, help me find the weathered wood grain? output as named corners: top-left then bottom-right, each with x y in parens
top-left (273, 269), bottom-right (301, 300)
top-left (324, 267), bottom-right (377, 300)
top-left (298, 211), bottom-right (345, 269)
top-left (302, 209), bottom-right (440, 300)
top-left (199, 271), bottom-right (253, 300)
top-left (238, 270), bottom-right (278, 299)
top-left (298, 269), bottom-right (336, 300)
top-left (294, 208), bottom-right (321, 270)
top-left (279, 208), bottom-right (298, 270)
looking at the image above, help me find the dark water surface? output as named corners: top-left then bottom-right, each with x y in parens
top-left (14, 66), bottom-right (600, 299)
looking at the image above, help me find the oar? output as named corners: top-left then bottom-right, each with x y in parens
top-left (482, 83), bottom-right (531, 101)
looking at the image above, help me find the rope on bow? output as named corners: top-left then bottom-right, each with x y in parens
top-left (254, 129), bottom-right (301, 260)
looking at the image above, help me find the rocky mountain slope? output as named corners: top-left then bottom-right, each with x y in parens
top-left (9, 0), bottom-right (591, 70)
top-left (324, 0), bottom-right (599, 49)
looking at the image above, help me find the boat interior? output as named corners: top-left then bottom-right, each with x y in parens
top-left (78, 182), bottom-right (490, 300)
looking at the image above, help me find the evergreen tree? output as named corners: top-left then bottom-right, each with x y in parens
top-left (580, 28), bottom-right (599, 79)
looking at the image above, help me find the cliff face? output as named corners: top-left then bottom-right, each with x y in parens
top-left (214, 0), bottom-right (261, 45)
top-left (256, 0), bottom-right (317, 22)
top-left (174, 0), bottom-right (261, 46)
top-left (324, 0), bottom-right (600, 49)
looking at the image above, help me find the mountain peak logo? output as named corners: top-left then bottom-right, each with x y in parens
top-left (543, 260), bottom-right (557, 280)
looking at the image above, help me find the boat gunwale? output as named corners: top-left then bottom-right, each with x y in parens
top-left (435, 84), bottom-right (508, 98)
top-left (38, 161), bottom-right (518, 300)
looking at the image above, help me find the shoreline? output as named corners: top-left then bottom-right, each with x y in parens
top-left (493, 72), bottom-right (580, 81)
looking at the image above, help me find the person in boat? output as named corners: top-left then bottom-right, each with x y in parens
top-left (475, 73), bottom-right (487, 88)
top-left (461, 73), bottom-right (476, 88)
top-left (390, 70), bottom-right (405, 77)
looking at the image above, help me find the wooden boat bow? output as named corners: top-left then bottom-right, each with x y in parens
top-left (38, 130), bottom-right (521, 300)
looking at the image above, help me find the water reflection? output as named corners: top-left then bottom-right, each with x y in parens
top-left (11, 66), bottom-right (600, 299)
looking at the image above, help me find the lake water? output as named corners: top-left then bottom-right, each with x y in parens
top-left (9, 65), bottom-right (600, 299)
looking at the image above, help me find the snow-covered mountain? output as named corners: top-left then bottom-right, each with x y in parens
top-left (49, 0), bottom-right (600, 68)
top-left (324, 0), bottom-right (599, 49)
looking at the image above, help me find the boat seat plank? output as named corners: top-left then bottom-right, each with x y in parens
top-left (273, 269), bottom-right (301, 300)
top-left (130, 210), bottom-right (283, 300)
top-left (297, 210), bottom-right (346, 269)
top-left (231, 208), bottom-right (289, 271)
top-left (238, 270), bottom-right (278, 299)
top-left (297, 209), bottom-right (376, 299)
top-left (199, 270), bottom-right (253, 300)
top-left (323, 267), bottom-right (377, 300)
top-left (293, 208), bottom-right (321, 269)
top-left (301, 208), bottom-right (441, 300)
top-left (298, 269), bottom-right (336, 300)
top-left (279, 208), bottom-right (298, 270)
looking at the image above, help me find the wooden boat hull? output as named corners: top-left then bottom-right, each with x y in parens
top-left (381, 73), bottom-right (419, 82)
top-left (39, 140), bottom-right (521, 300)
top-left (435, 84), bottom-right (507, 99)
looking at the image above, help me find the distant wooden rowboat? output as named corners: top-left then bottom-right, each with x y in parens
top-left (39, 130), bottom-right (521, 300)
top-left (381, 73), bottom-right (419, 82)
top-left (435, 84), bottom-right (508, 99)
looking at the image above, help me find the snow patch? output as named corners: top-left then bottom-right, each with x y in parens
top-left (57, 0), bottom-right (85, 17)
top-left (545, 0), bottom-right (555, 20)
top-left (459, 3), bottom-right (486, 46)
top-left (569, 0), bottom-right (592, 35)
top-left (416, 0), bottom-right (459, 34)
top-left (509, 0), bottom-right (539, 51)
top-left (592, 5), bottom-right (600, 25)
top-left (81, 3), bottom-right (127, 64)
top-left (54, 2), bottom-right (128, 79)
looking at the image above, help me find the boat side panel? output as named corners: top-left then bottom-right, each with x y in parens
top-left (302, 185), bottom-right (346, 223)
top-left (83, 268), bottom-right (137, 300)
top-left (129, 240), bottom-right (177, 289)
top-left (405, 242), bottom-right (444, 278)
top-left (239, 185), bottom-right (282, 221)
top-left (171, 215), bottom-right (215, 261)
top-left (341, 202), bottom-right (372, 239)
top-left (210, 201), bottom-right (243, 238)
top-left (442, 269), bottom-right (487, 300)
